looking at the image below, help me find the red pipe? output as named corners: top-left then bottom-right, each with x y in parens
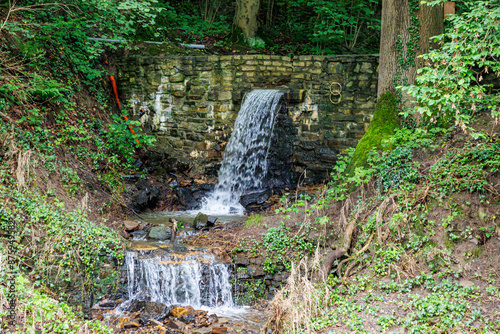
top-left (109, 75), bottom-right (139, 145)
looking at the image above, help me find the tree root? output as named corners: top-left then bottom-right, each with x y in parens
top-left (320, 212), bottom-right (359, 282)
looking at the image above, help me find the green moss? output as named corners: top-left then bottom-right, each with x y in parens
top-left (346, 92), bottom-right (400, 176)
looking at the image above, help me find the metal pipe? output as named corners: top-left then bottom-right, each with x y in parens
top-left (87, 38), bottom-right (205, 49)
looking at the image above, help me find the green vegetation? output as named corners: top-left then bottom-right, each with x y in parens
top-left (346, 92), bottom-right (400, 177)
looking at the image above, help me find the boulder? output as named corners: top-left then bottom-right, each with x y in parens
top-left (123, 220), bottom-right (140, 232)
top-left (175, 184), bottom-right (215, 210)
top-left (131, 179), bottom-right (160, 211)
top-left (239, 190), bottom-right (271, 209)
top-left (148, 225), bottom-right (170, 240)
top-left (139, 302), bottom-right (171, 323)
top-left (176, 187), bottom-right (200, 210)
top-left (193, 213), bottom-right (208, 230)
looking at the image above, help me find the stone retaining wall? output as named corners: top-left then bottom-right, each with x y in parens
top-left (116, 54), bottom-right (378, 183)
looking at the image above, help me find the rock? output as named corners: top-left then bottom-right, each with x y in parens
top-left (192, 328), bottom-right (212, 334)
top-left (207, 216), bottom-right (217, 226)
top-left (247, 265), bottom-right (265, 277)
top-left (131, 179), bottom-right (160, 211)
top-left (212, 326), bottom-right (228, 334)
top-left (140, 302), bottom-right (171, 323)
top-left (180, 314), bottom-right (196, 324)
top-left (194, 213), bottom-right (208, 230)
top-left (233, 256), bottom-right (249, 265)
top-left (148, 225), bottom-right (170, 240)
top-left (172, 307), bottom-right (189, 318)
top-left (176, 187), bottom-right (201, 210)
top-left (119, 230), bottom-right (131, 239)
top-left (175, 185), bottom-right (215, 210)
top-left (123, 321), bottom-right (140, 328)
top-left (240, 190), bottom-right (271, 209)
top-left (138, 221), bottom-right (152, 232)
top-left (119, 316), bottom-right (130, 328)
top-left (207, 314), bottom-right (218, 325)
top-left (129, 300), bottom-right (147, 313)
top-left (124, 220), bottom-right (140, 232)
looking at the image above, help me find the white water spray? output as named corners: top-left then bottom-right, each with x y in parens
top-left (200, 89), bottom-right (284, 215)
top-left (124, 251), bottom-right (234, 309)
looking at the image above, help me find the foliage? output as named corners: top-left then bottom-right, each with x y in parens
top-left (0, 273), bottom-right (113, 333)
top-left (404, 1), bottom-right (500, 128)
top-left (346, 92), bottom-right (400, 176)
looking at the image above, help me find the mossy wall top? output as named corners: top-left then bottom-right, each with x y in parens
top-left (116, 54), bottom-right (379, 183)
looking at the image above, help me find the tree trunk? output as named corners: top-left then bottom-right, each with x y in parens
top-left (377, 0), bottom-right (443, 98)
top-left (234, 0), bottom-right (260, 39)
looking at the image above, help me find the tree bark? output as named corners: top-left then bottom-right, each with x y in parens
top-left (377, 0), bottom-right (443, 99)
top-left (234, 0), bottom-right (260, 39)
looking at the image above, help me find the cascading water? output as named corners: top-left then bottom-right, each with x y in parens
top-left (201, 89), bottom-right (284, 215)
top-left (124, 250), bottom-right (234, 309)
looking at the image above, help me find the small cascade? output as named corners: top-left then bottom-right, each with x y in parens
top-left (201, 89), bottom-right (284, 215)
top-left (124, 250), bottom-right (234, 309)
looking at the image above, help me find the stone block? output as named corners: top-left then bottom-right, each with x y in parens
top-left (241, 65), bottom-right (256, 71)
top-left (219, 91), bottom-right (232, 101)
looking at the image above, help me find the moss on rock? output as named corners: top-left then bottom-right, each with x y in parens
top-left (346, 92), bottom-right (400, 176)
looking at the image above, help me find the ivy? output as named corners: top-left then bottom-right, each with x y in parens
top-left (404, 1), bottom-right (500, 128)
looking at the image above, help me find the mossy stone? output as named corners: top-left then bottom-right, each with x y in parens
top-left (346, 92), bottom-right (400, 176)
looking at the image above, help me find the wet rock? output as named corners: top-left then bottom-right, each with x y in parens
top-left (148, 225), bottom-right (170, 240)
top-left (175, 185), bottom-right (215, 210)
top-left (172, 307), bottom-right (189, 318)
top-left (180, 314), bottom-right (196, 324)
top-left (129, 300), bottom-right (147, 313)
top-left (176, 187), bottom-right (200, 209)
top-left (123, 320), bottom-right (140, 328)
top-left (140, 302), bottom-right (171, 323)
top-left (212, 326), bottom-right (228, 334)
top-left (124, 220), bottom-right (140, 232)
top-left (207, 314), bottom-right (218, 325)
top-left (194, 213), bottom-right (216, 230)
top-left (132, 179), bottom-right (160, 211)
top-left (119, 229), bottom-right (131, 239)
top-left (130, 229), bottom-right (147, 240)
top-left (192, 328), bottom-right (212, 334)
top-left (194, 213), bottom-right (208, 230)
top-left (240, 190), bottom-right (271, 209)
top-left (138, 221), bottom-right (152, 232)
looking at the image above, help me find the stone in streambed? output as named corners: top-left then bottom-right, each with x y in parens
top-left (180, 314), bottom-right (196, 324)
top-left (172, 307), bottom-right (189, 318)
top-left (148, 225), bottom-right (170, 240)
top-left (194, 212), bottom-right (217, 230)
top-left (140, 302), bottom-right (171, 323)
top-left (123, 320), bottom-right (140, 328)
top-left (123, 220), bottom-right (140, 232)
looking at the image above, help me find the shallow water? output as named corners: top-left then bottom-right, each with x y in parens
top-left (136, 210), bottom-right (247, 226)
top-left (124, 211), bottom-right (268, 328)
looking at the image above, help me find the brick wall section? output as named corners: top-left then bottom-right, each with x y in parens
top-left (116, 54), bottom-right (379, 183)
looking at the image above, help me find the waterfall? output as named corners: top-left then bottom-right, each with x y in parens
top-left (201, 89), bottom-right (284, 215)
top-left (124, 251), bottom-right (234, 309)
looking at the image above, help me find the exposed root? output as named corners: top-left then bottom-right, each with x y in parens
top-left (321, 211), bottom-right (358, 282)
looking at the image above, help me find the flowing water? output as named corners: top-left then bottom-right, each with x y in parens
top-left (200, 89), bottom-right (284, 215)
top-left (117, 90), bottom-right (283, 329)
top-left (124, 249), bottom-right (233, 308)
